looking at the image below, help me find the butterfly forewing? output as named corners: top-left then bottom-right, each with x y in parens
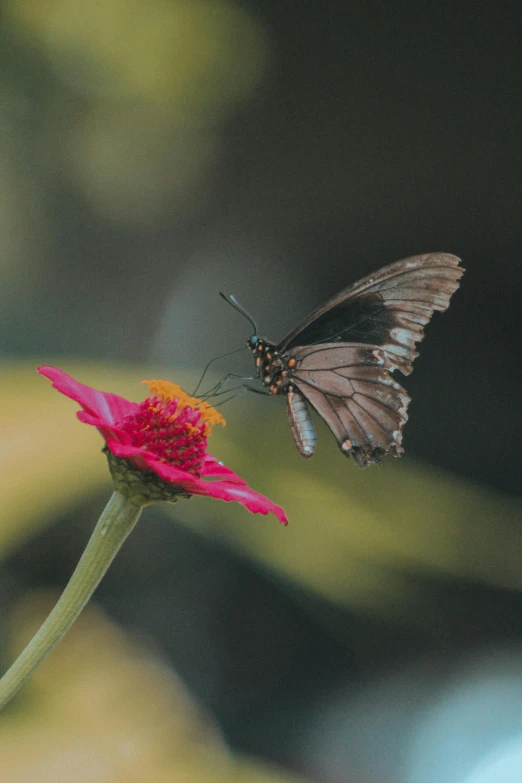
top-left (279, 252), bottom-right (463, 376)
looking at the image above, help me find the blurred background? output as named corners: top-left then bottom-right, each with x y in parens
top-left (1, 0), bottom-right (521, 781)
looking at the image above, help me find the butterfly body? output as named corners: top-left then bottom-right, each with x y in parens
top-left (245, 253), bottom-right (464, 468)
top-left (248, 337), bottom-right (318, 458)
top-left (248, 336), bottom-right (290, 392)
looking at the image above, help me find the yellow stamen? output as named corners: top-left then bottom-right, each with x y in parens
top-left (142, 380), bottom-right (225, 430)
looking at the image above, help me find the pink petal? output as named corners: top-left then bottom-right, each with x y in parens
top-left (38, 366), bottom-right (136, 425)
top-left (189, 478), bottom-right (288, 525)
top-left (109, 442), bottom-right (287, 523)
top-left (106, 440), bottom-right (198, 485)
top-left (202, 455), bottom-right (248, 484)
top-left (77, 411), bottom-right (130, 445)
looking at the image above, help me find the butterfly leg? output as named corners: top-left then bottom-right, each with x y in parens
top-left (244, 385), bottom-right (271, 396)
top-left (199, 373), bottom-right (254, 399)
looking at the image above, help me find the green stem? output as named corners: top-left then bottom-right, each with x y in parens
top-left (0, 491), bottom-right (142, 710)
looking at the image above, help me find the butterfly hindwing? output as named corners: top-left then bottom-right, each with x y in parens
top-left (290, 344), bottom-right (410, 467)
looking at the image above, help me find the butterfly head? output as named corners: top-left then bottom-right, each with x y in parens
top-left (247, 335), bottom-right (279, 381)
top-left (247, 335), bottom-right (275, 357)
top-left (247, 335), bottom-right (261, 353)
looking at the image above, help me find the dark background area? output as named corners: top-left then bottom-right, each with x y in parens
top-left (1, 1), bottom-right (521, 781)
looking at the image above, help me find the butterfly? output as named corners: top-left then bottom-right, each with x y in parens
top-left (243, 253), bottom-right (464, 467)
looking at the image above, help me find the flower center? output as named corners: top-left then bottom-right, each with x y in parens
top-left (120, 380), bottom-right (225, 476)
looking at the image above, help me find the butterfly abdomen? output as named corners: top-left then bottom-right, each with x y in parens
top-left (287, 387), bottom-right (316, 458)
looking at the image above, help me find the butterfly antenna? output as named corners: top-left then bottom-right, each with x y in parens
top-left (192, 346), bottom-right (246, 396)
top-left (219, 292), bottom-right (258, 335)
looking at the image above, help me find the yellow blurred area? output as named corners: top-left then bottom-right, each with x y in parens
top-left (6, 0), bottom-right (268, 107)
top-left (3, 0), bottom-right (269, 226)
top-left (0, 593), bottom-right (305, 783)
top-left (2, 358), bottom-right (522, 622)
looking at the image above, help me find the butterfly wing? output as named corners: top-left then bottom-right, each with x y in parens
top-left (277, 253), bottom-right (463, 465)
top-left (278, 252), bottom-right (464, 375)
top-left (290, 344), bottom-right (410, 467)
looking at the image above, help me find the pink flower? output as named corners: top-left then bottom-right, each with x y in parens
top-left (38, 366), bottom-right (287, 524)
